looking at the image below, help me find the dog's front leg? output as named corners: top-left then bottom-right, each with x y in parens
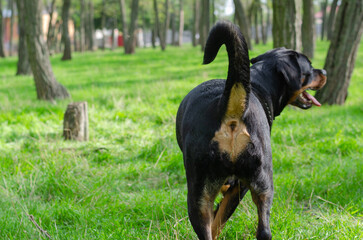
top-left (250, 171), bottom-right (273, 240)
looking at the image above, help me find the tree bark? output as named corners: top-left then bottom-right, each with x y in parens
top-left (320, 0), bottom-right (328, 40)
top-left (327, 0), bottom-right (338, 40)
top-left (87, 0), bottom-right (95, 51)
top-left (101, 0), bottom-right (106, 50)
top-left (9, 0), bottom-right (14, 56)
top-left (178, 0), bottom-right (184, 46)
top-left (0, 0), bottom-right (4, 57)
top-left (24, 0), bottom-right (70, 101)
top-left (260, 4), bottom-right (267, 45)
top-left (254, 7), bottom-right (260, 44)
top-left (200, 0), bottom-right (209, 51)
top-left (80, 0), bottom-right (85, 52)
top-left (192, 0), bottom-right (200, 47)
top-left (234, 0), bottom-right (252, 50)
top-left (302, 0), bottom-right (315, 59)
top-left (315, 0), bottom-right (363, 105)
top-left (15, 0), bottom-right (31, 75)
top-left (120, 0), bottom-right (139, 54)
top-left (272, 0), bottom-right (301, 51)
top-left (63, 102), bottom-right (89, 141)
top-left (61, 0), bottom-right (72, 60)
top-left (47, 0), bottom-right (56, 52)
top-left (153, 0), bottom-right (168, 51)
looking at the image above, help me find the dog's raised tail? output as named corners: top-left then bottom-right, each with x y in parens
top-left (203, 21), bottom-right (250, 118)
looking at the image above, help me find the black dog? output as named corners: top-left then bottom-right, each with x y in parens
top-left (176, 21), bottom-right (326, 240)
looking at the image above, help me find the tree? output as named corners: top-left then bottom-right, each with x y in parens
top-left (15, 0), bottom-right (31, 75)
top-left (302, 0), bottom-right (315, 59)
top-left (120, 0), bottom-right (140, 54)
top-left (47, 0), bottom-right (57, 53)
top-left (61, 0), bottom-right (72, 60)
top-left (192, 0), bottom-right (200, 47)
top-left (178, 0), bottom-right (184, 46)
top-left (199, 0), bottom-right (209, 50)
top-left (315, 0), bottom-right (363, 105)
top-left (87, 0), bottom-right (95, 51)
top-left (272, 0), bottom-right (301, 51)
top-left (0, 0), bottom-right (6, 57)
top-left (233, 0), bottom-right (252, 49)
top-left (80, 0), bottom-right (86, 52)
top-left (8, 0), bottom-right (14, 56)
top-left (153, 0), bottom-right (169, 51)
top-left (23, 0), bottom-right (70, 101)
top-left (327, 0), bottom-right (338, 40)
top-left (100, 0), bottom-right (106, 50)
top-left (320, 0), bottom-right (328, 40)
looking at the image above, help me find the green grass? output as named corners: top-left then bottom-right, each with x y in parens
top-left (0, 42), bottom-right (362, 239)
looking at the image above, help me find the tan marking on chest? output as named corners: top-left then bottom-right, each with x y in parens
top-left (212, 119), bottom-right (250, 162)
top-left (225, 83), bottom-right (247, 118)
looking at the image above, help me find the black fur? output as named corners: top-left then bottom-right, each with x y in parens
top-left (176, 21), bottom-right (326, 240)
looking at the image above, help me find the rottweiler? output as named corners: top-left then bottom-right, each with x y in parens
top-left (176, 21), bottom-right (326, 240)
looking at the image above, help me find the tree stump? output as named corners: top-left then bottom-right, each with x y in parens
top-left (63, 102), bottom-right (88, 141)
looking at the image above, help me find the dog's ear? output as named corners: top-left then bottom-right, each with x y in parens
top-left (251, 47), bottom-right (286, 64)
top-left (276, 54), bottom-right (301, 90)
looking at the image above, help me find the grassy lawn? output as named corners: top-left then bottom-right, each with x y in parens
top-left (0, 42), bottom-right (362, 239)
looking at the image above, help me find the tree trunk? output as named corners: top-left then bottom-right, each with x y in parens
top-left (254, 8), bottom-right (260, 44)
top-left (261, 4), bottom-right (267, 45)
top-left (192, 0), bottom-right (200, 47)
top-left (47, 0), bottom-right (56, 52)
top-left (171, 12), bottom-right (176, 45)
top-left (153, 0), bottom-right (168, 51)
top-left (320, 0), bottom-right (328, 40)
top-left (327, 0), bottom-right (338, 40)
top-left (63, 102), bottom-right (89, 141)
top-left (272, 0), bottom-right (301, 51)
top-left (200, 0), bottom-right (209, 51)
top-left (211, 0), bottom-right (216, 24)
top-left (111, 17), bottom-right (117, 51)
top-left (80, 0), bottom-right (85, 52)
top-left (87, 0), bottom-right (95, 51)
top-left (127, 0), bottom-right (139, 53)
top-left (0, 0), bottom-right (4, 57)
top-left (120, 0), bottom-right (129, 50)
top-left (315, 0), bottom-right (363, 105)
top-left (61, 0), bottom-right (72, 61)
top-left (233, 0), bottom-right (252, 50)
top-left (120, 0), bottom-right (139, 54)
top-left (302, 0), bottom-right (315, 59)
top-left (24, 0), bottom-right (70, 101)
top-left (101, 0), bottom-right (106, 50)
top-left (178, 0), bottom-right (184, 46)
top-left (15, 0), bottom-right (31, 75)
top-left (9, 0), bottom-right (14, 56)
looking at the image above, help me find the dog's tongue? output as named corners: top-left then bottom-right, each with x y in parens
top-left (303, 91), bottom-right (321, 106)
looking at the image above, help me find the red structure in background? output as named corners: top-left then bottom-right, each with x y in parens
top-left (118, 35), bottom-right (124, 47)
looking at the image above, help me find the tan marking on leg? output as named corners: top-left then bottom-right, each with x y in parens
top-left (211, 186), bottom-right (240, 240)
top-left (199, 187), bottom-right (218, 239)
top-left (212, 119), bottom-right (250, 162)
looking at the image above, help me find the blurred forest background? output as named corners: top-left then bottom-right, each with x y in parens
top-left (0, 0), bottom-right (362, 105)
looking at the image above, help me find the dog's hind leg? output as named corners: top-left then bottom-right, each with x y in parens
top-left (187, 180), bottom-right (221, 240)
top-left (211, 181), bottom-right (248, 240)
top-left (250, 173), bottom-right (273, 240)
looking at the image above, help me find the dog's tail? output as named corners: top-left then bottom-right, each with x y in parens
top-left (203, 21), bottom-right (250, 119)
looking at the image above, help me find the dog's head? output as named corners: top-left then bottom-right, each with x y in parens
top-left (251, 48), bottom-right (327, 109)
